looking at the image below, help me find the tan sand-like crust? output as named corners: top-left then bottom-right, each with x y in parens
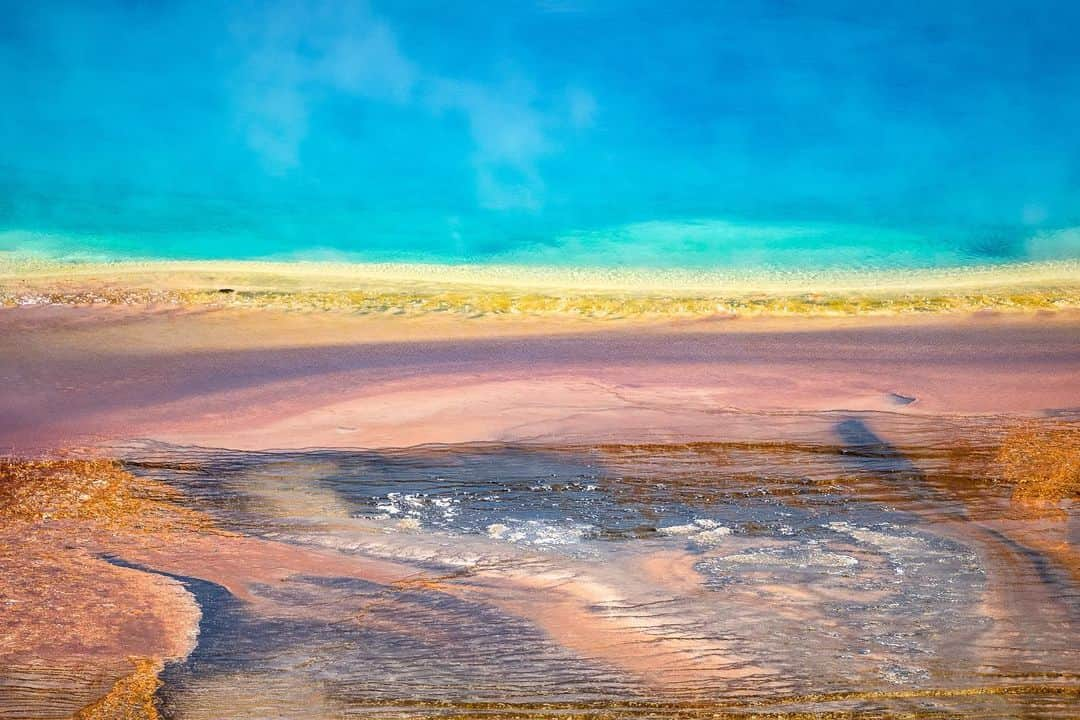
top-left (997, 423), bottom-right (1080, 503)
top-left (2, 256), bottom-right (1078, 317)
top-left (73, 659), bottom-right (163, 720)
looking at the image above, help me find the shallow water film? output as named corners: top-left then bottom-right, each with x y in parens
top-left (4, 413), bottom-right (1077, 719)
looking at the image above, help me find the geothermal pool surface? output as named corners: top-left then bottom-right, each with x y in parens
top-left (4, 2), bottom-right (1080, 271)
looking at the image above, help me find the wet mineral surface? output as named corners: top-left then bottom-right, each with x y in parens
top-left (2, 415), bottom-right (1078, 718)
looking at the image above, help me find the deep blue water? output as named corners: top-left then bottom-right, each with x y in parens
top-left (1, 1), bottom-right (1079, 269)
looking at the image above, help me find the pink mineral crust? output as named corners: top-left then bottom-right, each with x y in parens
top-left (1, 306), bottom-right (1077, 452)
